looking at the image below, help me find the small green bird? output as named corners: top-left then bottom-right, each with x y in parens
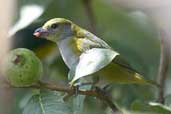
top-left (33, 18), bottom-right (159, 87)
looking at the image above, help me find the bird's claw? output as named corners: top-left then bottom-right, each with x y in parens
top-left (70, 82), bottom-right (80, 96)
top-left (73, 85), bottom-right (79, 95)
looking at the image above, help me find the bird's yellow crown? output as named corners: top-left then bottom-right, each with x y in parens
top-left (42, 18), bottom-right (72, 29)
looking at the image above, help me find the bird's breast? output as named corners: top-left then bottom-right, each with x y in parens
top-left (57, 38), bottom-right (81, 69)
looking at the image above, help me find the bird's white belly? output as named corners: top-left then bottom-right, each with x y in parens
top-left (57, 39), bottom-right (79, 69)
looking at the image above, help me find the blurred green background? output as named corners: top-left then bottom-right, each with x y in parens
top-left (4, 0), bottom-right (171, 114)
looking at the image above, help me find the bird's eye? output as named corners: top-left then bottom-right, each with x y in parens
top-left (51, 23), bottom-right (58, 29)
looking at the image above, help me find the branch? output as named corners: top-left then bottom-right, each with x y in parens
top-left (17, 81), bottom-right (121, 113)
top-left (82, 0), bottom-right (96, 33)
top-left (157, 30), bottom-right (170, 104)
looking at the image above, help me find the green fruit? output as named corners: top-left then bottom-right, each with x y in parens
top-left (3, 48), bottom-right (43, 87)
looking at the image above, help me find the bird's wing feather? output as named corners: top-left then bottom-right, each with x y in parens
top-left (112, 56), bottom-right (140, 74)
top-left (75, 31), bottom-right (113, 52)
top-left (81, 31), bottom-right (141, 74)
top-left (84, 31), bottom-right (111, 49)
top-left (80, 31), bottom-right (139, 72)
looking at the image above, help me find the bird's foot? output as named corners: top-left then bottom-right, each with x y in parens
top-left (63, 85), bottom-right (80, 101)
top-left (73, 84), bottom-right (79, 95)
top-left (93, 86), bottom-right (108, 97)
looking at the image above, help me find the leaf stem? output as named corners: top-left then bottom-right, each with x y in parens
top-left (39, 94), bottom-right (46, 114)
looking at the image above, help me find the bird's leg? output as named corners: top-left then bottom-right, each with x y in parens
top-left (63, 84), bottom-right (80, 101)
top-left (73, 84), bottom-right (79, 95)
top-left (93, 86), bottom-right (108, 97)
top-left (65, 77), bottom-right (100, 100)
top-left (93, 84), bottom-right (113, 100)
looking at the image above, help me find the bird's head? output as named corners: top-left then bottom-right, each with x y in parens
top-left (33, 18), bottom-right (76, 42)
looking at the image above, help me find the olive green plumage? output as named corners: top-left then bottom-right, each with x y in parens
top-left (34, 18), bottom-right (159, 87)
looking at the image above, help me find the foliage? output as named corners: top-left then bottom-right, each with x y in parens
top-left (6, 0), bottom-right (171, 114)
top-left (20, 90), bottom-right (72, 114)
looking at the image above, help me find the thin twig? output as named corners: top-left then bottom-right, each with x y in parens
top-left (157, 30), bottom-right (170, 104)
top-left (17, 81), bottom-right (120, 113)
top-left (82, 0), bottom-right (96, 33)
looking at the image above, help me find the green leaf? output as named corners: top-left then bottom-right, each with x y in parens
top-left (70, 48), bottom-right (119, 84)
top-left (21, 90), bottom-right (72, 114)
top-left (19, 89), bottom-right (40, 109)
top-left (165, 94), bottom-right (171, 106)
top-left (131, 101), bottom-right (171, 114)
top-left (68, 78), bottom-right (92, 114)
top-left (72, 95), bottom-right (85, 114)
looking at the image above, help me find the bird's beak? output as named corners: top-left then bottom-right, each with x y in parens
top-left (33, 27), bottom-right (48, 38)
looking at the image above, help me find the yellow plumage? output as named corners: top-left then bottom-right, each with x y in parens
top-left (98, 62), bottom-right (152, 85)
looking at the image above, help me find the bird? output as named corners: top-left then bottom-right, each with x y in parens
top-left (33, 18), bottom-right (159, 87)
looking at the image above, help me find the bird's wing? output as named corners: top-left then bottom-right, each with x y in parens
top-left (112, 55), bottom-right (140, 74)
top-left (78, 30), bottom-right (140, 73)
top-left (83, 31), bottom-right (139, 73)
top-left (84, 31), bottom-right (111, 49)
top-left (70, 30), bottom-right (140, 84)
top-left (75, 31), bottom-right (112, 52)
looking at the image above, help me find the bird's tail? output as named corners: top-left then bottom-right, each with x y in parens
top-left (146, 79), bottom-right (161, 88)
top-left (134, 73), bottom-right (160, 88)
